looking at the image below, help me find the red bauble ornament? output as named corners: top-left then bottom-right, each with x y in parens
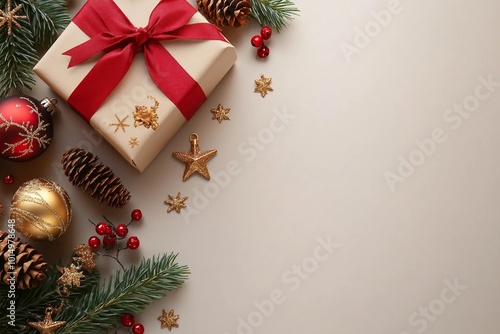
top-left (88, 236), bottom-right (101, 249)
top-left (127, 236), bottom-right (140, 250)
top-left (116, 224), bottom-right (128, 238)
top-left (121, 313), bottom-right (135, 327)
top-left (3, 174), bottom-right (14, 184)
top-left (260, 26), bottom-right (272, 40)
top-left (0, 96), bottom-right (57, 162)
top-left (131, 209), bottom-right (142, 221)
top-left (251, 35), bottom-right (263, 48)
top-left (257, 46), bottom-right (270, 58)
top-left (132, 323), bottom-right (145, 334)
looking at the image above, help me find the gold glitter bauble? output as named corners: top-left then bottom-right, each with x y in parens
top-left (10, 178), bottom-right (72, 242)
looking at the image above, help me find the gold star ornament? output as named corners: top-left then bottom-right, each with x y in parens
top-left (211, 104), bottom-right (231, 123)
top-left (158, 309), bottom-right (180, 331)
top-left (254, 74), bottom-right (273, 98)
top-left (0, 0), bottom-right (27, 36)
top-left (28, 307), bottom-right (66, 334)
top-left (164, 192), bottom-right (188, 213)
top-left (172, 133), bottom-right (217, 181)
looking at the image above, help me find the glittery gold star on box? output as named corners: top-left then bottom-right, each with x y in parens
top-left (254, 74), bottom-right (273, 98)
top-left (158, 309), bottom-right (180, 331)
top-left (211, 104), bottom-right (230, 123)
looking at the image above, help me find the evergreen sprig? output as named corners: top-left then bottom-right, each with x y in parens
top-left (57, 253), bottom-right (190, 333)
top-left (251, 0), bottom-right (300, 32)
top-left (0, 0), bottom-right (70, 98)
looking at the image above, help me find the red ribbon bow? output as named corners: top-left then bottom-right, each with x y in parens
top-left (64, 0), bottom-right (227, 121)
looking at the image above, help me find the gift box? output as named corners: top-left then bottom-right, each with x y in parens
top-left (34, 0), bottom-right (237, 172)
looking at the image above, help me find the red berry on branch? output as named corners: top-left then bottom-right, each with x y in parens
top-left (116, 224), bottom-right (129, 238)
top-left (257, 45), bottom-right (270, 58)
top-left (121, 313), bottom-right (135, 327)
top-left (132, 323), bottom-right (144, 334)
top-left (131, 209), bottom-right (142, 221)
top-left (103, 234), bottom-right (116, 249)
top-left (260, 26), bottom-right (272, 40)
top-left (3, 174), bottom-right (14, 184)
top-left (88, 236), bottom-right (100, 249)
top-left (251, 35), bottom-right (263, 48)
top-left (95, 222), bottom-right (109, 236)
top-left (127, 236), bottom-right (140, 250)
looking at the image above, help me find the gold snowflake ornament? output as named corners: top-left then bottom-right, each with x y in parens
top-left (57, 264), bottom-right (85, 287)
top-left (129, 137), bottom-right (139, 148)
top-left (164, 192), bottom-right (188, 213)
top-left (254, 74), bottom-right (273, 98)
top-left (110, 114), bottom-right (130, 133)
top-left (158, 309), bottom-right (180, 331)
top-left (211, 104), bottom-right (231, 123)
top-left (0, 0), bottom-right (27, 36)
top-left (134, 95), bottom-right (160, 130)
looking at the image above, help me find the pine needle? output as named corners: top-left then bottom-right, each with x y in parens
top-left (251, 0), bottom-right (300, 32)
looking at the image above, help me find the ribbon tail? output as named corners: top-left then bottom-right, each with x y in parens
top-left (68, 44), bottom-right (137, 121)
top-left (145, 42), bottom-right (206, 120)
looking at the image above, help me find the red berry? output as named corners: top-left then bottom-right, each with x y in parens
top-left (260, 26), bottom-right (272, 40)
top-left (127, 236), bottom-right (140, 250)
top-left (251, 35), bottom-right (263, 48)
top-left (95, 222), bottom-right (109, 236)
top-left (88, 236), bottom-right (100, 249)
top-left (131, 209), bottom-right (142, 221)
top-left (121, 313), bottom-right (135, 327)
top-left (103, 234), bottom-right (116, 248)
top-left (116, 224), bottom-right (129, 238)
top-left (132, 323), bottom-right (144, 334)
top-left (3, 174), bottom-right (14, 184)
top-left (257, 45), bottom-right (270, 58)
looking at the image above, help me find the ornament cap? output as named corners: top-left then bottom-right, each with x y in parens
top-left (40, 98), bottom-right (58, 116)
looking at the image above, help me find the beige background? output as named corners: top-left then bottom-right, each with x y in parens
top-left (1, 0), bottom-right (500, 333)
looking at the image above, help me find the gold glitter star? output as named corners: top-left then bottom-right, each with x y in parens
top-left (110, 114), bottom-right (130, 133)
top-left (254, 74), bottom-right (273, 98)
top-left (0, 0), bottom-right (27, 36)
top-left (134, 95), bottom-right (160, 130)
top-left (172, 133), bottom-right (217, 181)
top-left (157, 309), bottom-right (180, 331)
top-left (73, 244), bottom-right (96, 273)
top-left (211, 104), bottom-right (231, 123)
top-left (129, 137), bottom-right (139, 148)
top-left (164, 192), bottom-right (188, 213)
top-left (57, 264), bottom-right (85, 287)
top-left (28, 307), bottom-right (66, 334)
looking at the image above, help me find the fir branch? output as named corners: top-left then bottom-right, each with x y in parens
top-left (58, 253), bottom-right (190, 334)
top-left (20, 0), bottom-right (71, 48)
top-left (251, 0), bottom-right (300, 32)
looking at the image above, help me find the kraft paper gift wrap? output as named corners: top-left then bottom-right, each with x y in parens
top-left (34, 0), bottom-right (237, 172)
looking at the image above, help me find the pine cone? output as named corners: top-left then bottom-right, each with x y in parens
top-left (0, 231), bottom-right (48, 289)
top-left (61, 148), bottom-right (131, 208)
top-left (197, 0), bottom-right (252, 28)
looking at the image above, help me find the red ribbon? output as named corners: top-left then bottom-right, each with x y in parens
top-left (64, 0), bottom-right (227, 121)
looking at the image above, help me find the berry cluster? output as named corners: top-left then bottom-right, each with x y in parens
top-left (88, 210), bottom-right (142, 268)
top-left (121, 313), bottom-right (145, 334)
top-left (251, 26), bottom-right (273, 58)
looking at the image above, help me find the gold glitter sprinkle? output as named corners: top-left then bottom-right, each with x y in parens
top-left (254, 74), bottom-right (273, 98)
top-left (211, 104), bottom-right (231, 123)
top-left (157, 309), bottom-right (180, 331)
top-left (164, 193), bottom-right (188, 213)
